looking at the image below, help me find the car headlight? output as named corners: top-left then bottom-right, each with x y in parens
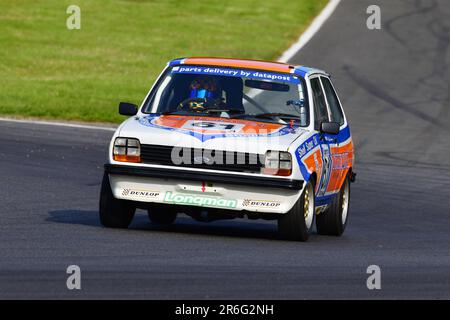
top-left (113, 137), bottom-right (141, 163)
top-left (262, 150), bottom-right (292, 176)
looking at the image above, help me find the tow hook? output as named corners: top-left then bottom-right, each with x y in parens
top-left (349, 171), bottom-right (357, 183)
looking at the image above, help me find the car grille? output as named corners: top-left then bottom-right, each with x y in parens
top-left (140, 144), bottom-right (264, 173)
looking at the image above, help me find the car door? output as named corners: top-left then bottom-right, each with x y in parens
top-left (319, 76), bottom-right (346, 194)
top-left (309, 76), bottom-right (332, 198)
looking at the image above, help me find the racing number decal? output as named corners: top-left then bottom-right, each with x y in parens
top-left (181, 120), bottom-right (245, 133)
top-left (192, 122), bottom-right (235, 130)
top-left (318, 143), bottom-right (332, 196)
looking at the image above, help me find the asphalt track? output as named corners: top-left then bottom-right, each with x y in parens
top-left (1, 0), bottom-right (450, 299)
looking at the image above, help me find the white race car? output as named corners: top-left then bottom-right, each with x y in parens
top-left (100, 57), bottom-right (355, 241)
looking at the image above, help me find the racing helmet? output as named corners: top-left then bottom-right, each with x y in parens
top-left (189, 76), bottom-right (220, 99)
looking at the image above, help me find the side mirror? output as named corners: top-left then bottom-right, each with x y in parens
top-left (320, 121), bottom-right (340, 135)
top-left (119, 102), bottom-right (138, 116)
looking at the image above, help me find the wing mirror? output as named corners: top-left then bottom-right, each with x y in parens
top-left (119, 102), bottom-right (138, 116)
top-left (320, 121), bottom-right (340, 135)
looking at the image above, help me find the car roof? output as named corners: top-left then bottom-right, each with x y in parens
top-left (168, 57), bottom-right (328, 77)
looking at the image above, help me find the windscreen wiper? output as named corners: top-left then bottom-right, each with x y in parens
top-left (253, 113), bottom-right (301, 119)
top-left (162, 108), bottom-right (244, 116)
top-left (161, 110), bottom-right (191, 116)
top-left (204, 108), bottom-right (245, 114)
top-left (230, 113), bottom-right (288, 124)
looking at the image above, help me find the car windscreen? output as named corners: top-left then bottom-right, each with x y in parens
top-left (142, 65), bottom-right (309, 126)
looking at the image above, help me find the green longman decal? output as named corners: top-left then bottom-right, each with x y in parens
top-left (164, 192), bottom-right (237, 209)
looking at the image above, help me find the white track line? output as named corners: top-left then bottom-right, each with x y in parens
top-left (247, 0), bottom-right (341, 101)
top-left (0, 117), bottom-right (116, 131)
top-left (1, 0), bottom-right (340, 130)
top-left (278, 0), bottom-right (341, 63)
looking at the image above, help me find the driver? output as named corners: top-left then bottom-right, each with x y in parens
top-left (179, 76), bottom-right (224, 111)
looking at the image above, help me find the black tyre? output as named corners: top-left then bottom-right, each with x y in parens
top-left (316, 174), bottom-right (350, 236)
top-left (99, 172), bottom-right (136, 228)
top-left (147, 204), bottom-right (177, 225)
top-left (278, 180), bottom-right (315, 241)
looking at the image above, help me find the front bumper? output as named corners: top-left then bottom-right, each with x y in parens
top-left (105, 164), bottom-right (304, 214)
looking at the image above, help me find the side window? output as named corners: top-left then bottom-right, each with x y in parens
top-left (310, 77), bottom-right (329, 129)
top-left (321, 77), bottom-right (344, 125)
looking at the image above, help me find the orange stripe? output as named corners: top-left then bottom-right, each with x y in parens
top-left (303, 149), bottom-right (323, 193)
top-left (183, 57), bottom-right (294, 74)
top-left (326, 168), bottom-right (350, 193)
top-left (330, 140), bottom-right (354, 155)
top-left (326, 139), bottom-right (354, 193)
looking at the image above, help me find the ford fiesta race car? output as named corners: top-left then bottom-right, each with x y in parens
top-left (99, 57), bottom-right (355, 241)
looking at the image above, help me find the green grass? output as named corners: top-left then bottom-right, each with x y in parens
top-left (0, 0), bottom-right (327, 123)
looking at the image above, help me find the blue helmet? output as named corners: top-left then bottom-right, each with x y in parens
top-left (189, 76), bottom-right (220, 99)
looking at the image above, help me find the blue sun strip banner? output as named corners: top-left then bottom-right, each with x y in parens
top-left (171, 66), bottom-right (300, 84)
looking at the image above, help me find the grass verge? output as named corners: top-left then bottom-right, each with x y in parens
top-left (0, 0), bottom-right (327, 123)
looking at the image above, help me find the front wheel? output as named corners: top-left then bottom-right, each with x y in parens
top-left (316, 174), bottom-right (350, 236)
top-left (99, 172), bottom-right (136, 228)
top-left (278, 180), bottom-right (315, 241)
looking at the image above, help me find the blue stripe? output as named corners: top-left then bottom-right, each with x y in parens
top-left (169, 58), bottom-right (185, 66)
top-left (294, 66), bottom-right (323, 77)
top-left (294, 133), bottom-right (320, 182)
top-left (316, 194), bottom-right (336, 206)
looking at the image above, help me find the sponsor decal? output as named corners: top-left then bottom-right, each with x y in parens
top-left (122, 189), bottom-right (160, 198)
top-left (164, 192), bottom-right (237, 209)
top-left (171, 66), bottom-right (300, 84)
top-left (242, 199), bottom-right (281, 208)
top-left (297, 135), bottom-right (319, 158)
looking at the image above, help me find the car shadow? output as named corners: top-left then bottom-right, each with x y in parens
top-left (46, 210), bottom-right (280, 241)
top-left (47, 209), bottom-right (102, 227)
